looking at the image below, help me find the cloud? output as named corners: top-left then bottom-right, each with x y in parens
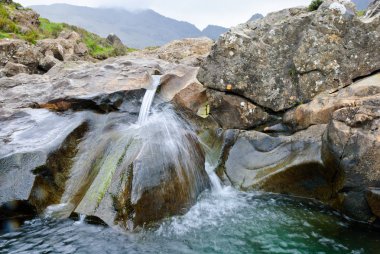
top-left (18, 0), bottom-right (311, 29)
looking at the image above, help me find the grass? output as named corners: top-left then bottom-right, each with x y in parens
top-left (0, 1), bottom-right (134, 58)
top-left (308, 0), bottom-right (323, 12)
top-left (357, 10), bottom-right (366, 17)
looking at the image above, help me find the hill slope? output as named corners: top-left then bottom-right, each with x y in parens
top-left (31, 4), bottom-right (206, 48)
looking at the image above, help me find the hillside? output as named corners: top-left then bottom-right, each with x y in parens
top-left (0, 1), bottom-right (131, 59)
top-left (30, 4), bottom-right (229, 48)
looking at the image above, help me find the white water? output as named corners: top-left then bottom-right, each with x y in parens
top-left (74, 214), bottom-right (86, 225)
top-left (137, 75), bottom-right (161, 125)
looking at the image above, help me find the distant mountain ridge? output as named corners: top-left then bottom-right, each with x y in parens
top-left (30, 4), bottom-right (231, 48)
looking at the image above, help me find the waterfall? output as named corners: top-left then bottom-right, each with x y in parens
top-left (137, 75), bottom-right (161, 125)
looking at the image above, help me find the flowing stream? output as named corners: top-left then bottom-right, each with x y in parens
top-left (1, 78), bottom-right (380, 253)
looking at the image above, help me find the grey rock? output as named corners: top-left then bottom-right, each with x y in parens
top-left (219, 125), bottom-right (334, 201)
top-left (206, 89), bottom-right (272, 130)
top-left (198, 3), bottom-right (380, 113)
top-left (322, 105), bottom-right (380, 221)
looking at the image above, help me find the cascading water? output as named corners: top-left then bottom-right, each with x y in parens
top-left (3, 76), bottom-right (380, 254)
top-left (137, 75), bottom-right (161, 125)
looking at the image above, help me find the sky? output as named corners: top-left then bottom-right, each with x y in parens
top-left (18, 0), bottom-right (312, 29)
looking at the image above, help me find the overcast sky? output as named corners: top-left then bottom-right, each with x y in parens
top-left (18, 0), bottom-right (312, 29)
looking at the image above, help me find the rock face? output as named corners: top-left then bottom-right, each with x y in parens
top-left (206, 89), bottom-right (273, 130)
top-left (218, 125), bottom-right (335, 200)
top-left (131, 37), bottom-right (214, 67)
top-left (284, 73), bottom-right (380, 131)
top-left (198, 3), bottom-right (380, 112)
top-left (322, 105), bottom-right (380, 221)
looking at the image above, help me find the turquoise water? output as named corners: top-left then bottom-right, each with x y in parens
top-left (1, 188), bottom-right (380, 254)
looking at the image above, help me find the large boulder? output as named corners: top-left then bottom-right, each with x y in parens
top-left (198, 2), bottom-right (380, 113)
top-left (322, 105), bottom-right (380, 222)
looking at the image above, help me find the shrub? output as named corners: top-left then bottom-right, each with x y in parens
top-left (308, 0), bottom-right (324, 11)
top-left (356, 10), bottom-right (366, 17)
top-left (22, 29), bottom-right (39, 44)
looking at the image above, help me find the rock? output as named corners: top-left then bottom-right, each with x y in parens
top-left (284, 73), bottom-right (380, 130)
top-left (131, 37), bottom-right (214, 67)
top-left (0, 39), bottom-right (26, 66)
top-left (0, 110), bottom-right (88, 212)
top-left (218, 125), bottom-right (335, 200)
top-left (198, 3), bottom-right (380, 113)
top-left (322, 105), bottom-right (380, 221)
top-left (9, 7), bottom-right (40, 32)
top-left (36, 40), bottom-right (66, 61)
top-left (367, 188), bottom-right (380, 217)
top-left (2, 62), bottom-right (29, 76)
top-left (74, 42), bottom-right (88, 56)
top-left (58, 107), bottom-right (210, 230)
top-left (39, 55), bottom-right (60, 71)
top-left (365, 0), bottom-right (380, 19)
top-left (158, 65), bottom-right (208, 113)
top-left (0, 39), bottom-right (43, 76)
top-left (206, 89), bottom-right (273, 130)
top-left (0, 57), bottom-right (187, 118)
top-left (107, 33), bottom-right (124, 47)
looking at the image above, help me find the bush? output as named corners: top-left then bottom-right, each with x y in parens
top-left (357, 10), bottom-right (366, 17)
top-left (308, 0), bottom-right (323, 11)
top-left (22, 29), bottom-right (39, 44)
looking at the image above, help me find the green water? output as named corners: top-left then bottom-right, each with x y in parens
top-left (1, 188), bottom-right (380, 254)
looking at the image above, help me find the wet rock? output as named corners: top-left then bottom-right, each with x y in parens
top-left (0, 57), bottom-right (183, 117)
top-left (198, 2), bottom-right (380, 113)
top-left (367, 188), bottom-right (380, 217)
top-left (159, 65), bottom-right (208, 113)
top-left (206, 89), bottom-right (272, 130)
top-left (322, 105), bottom-right (380, 221)
top-left (65, 107), bottom-right (210, 230)
top-left (284, 73), bottom-right (380, 130)
top-left (218, 125), bottom-right (335, 201)
top-left (0, 110), bottom-right (88, 213)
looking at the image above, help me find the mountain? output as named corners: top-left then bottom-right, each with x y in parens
top-left (352, 0), bottom-right (373, 10)
top-left (30, 4), bottom-right (229, 48)
top-left (201, 25), bottom-right (228, 40)
top-left (248, 13), bottom-right (264, 22)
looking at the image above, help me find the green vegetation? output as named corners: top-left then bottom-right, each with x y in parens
top-left (357, 10), bottom-right (366, 17)
top-left (0, 1), bottom-right (134, 58)
top-left (308, 0), bottom-right (323, 12)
